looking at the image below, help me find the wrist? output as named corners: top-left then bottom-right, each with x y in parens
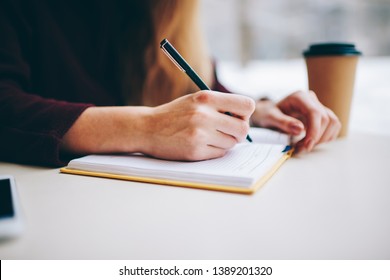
top-left (250, 98), bottom-right (274, 127)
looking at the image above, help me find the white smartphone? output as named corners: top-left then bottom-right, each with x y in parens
top-left (0, 175), bottom-right (23, 238)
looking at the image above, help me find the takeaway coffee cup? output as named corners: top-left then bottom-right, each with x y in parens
top-left (303, 43), bottom-right (362, 137)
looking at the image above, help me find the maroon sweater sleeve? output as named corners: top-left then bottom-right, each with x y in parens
top-left (0, 1), bottom-right (93, 166)
top-left (211, 61), bottom-right (231, 93)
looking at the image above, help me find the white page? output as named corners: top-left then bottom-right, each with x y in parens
top-left (248, 127), bottom-right (290, 144)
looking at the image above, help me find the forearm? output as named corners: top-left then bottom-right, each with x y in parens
top-left (60, 106), bottom-right (152, 156)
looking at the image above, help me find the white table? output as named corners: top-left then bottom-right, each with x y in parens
top-left (1, 57), bottom-right (389, 259)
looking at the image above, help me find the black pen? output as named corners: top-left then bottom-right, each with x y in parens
top-left (160, 38), bottom-right (252, 143)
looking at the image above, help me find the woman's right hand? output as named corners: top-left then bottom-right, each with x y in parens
top-left (140, 90), bottom-right (255, 160)
top-left (60, 91), bottom-right (255, 161)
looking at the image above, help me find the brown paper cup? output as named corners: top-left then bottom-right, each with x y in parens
top-left (303, 43), bottom-right (362, 137)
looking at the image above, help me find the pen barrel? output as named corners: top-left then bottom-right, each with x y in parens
top-left (160, 38), bottom-right (210, 90)
top-left (186, 68), bottom-right (210, 90)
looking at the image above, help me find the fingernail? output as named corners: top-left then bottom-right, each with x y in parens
top-left (289, 123), bottom-right (303, 135)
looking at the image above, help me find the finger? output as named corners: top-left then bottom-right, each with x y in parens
top-left (327, 108), bottom-right (342, 140)
top-left (214, 112), bottom-right (250, 143)
top-left (293, 139), bottom-right (306, 154)
top-left (193, 91), bottom-right (255, 121)
top-left (209, 130), bottom-right (239, 149)
top-left (318, 108), bottom-right (342, 143)
top-left (261, 107), bottom-right (305, 135)
top-left (302, 107), bottom-right (324, 151)
top-left (180, 128), bottom-right (232, 161)
top-left (277, 91), bottom-right (319, 142)
top-left (185, 144), bottom-right (228, 161)
top-left (205, 145), bottom-right (229, 159)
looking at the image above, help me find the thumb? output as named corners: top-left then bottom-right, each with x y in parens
top-left (265, 108), bottom-right (305, 135)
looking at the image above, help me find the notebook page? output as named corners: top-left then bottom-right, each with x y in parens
top-left (249, 127), bottom-right (290, 145)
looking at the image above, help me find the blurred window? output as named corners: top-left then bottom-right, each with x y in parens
top-left (200, 0), bottom-right (390, 64)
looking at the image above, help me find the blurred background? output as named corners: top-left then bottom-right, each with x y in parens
top-left (200, 0), bottom-right (390, 135)
top-left (200, 0), bottom-right (390, 65)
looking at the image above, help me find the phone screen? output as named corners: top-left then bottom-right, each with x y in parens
top-left (0, 179), bottom-right (15, 219)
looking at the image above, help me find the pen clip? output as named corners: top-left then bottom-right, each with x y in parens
top-left (160, 41), bottom-right (186, 73)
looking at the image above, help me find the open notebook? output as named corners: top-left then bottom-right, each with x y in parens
top-left (60, 128), bottom-right (293, 194)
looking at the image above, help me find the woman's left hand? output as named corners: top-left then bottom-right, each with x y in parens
top-left (250, 90), bottom-right (341, 152)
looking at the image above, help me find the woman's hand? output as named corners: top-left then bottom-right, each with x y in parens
top-left (61, 90), bottom-right (255, 161)
top-left (140, 90), bottom-right (255, 160)
top-left (251, 90), bottom-right (341, 152)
